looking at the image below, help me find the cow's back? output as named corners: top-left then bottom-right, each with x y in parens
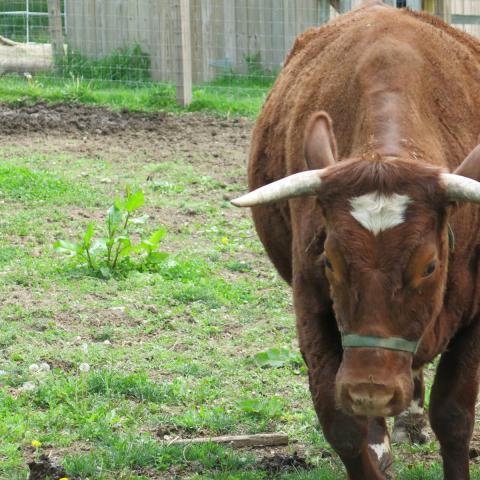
top-left (247, 5), bottom-right (480, 282)
top-left (249, 6), bottom-right (480, 189)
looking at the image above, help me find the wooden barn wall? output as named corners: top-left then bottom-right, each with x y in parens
top-left (451, 0), bottom-right (480, 36)
top-left (65, 0), bottom-right (480, 83)
top-left (64, 0), bottom-right (328, 82)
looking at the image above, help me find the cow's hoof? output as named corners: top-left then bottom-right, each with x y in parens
top-left (392, 413), bottom-right (428, 444)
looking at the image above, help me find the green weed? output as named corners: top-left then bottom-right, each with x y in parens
top-left (54, 187), bottom-right (168, 278)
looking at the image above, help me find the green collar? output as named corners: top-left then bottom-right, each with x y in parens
top-left (341, 333), bottom-right (420, 354)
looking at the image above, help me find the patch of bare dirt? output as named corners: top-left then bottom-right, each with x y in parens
top-left (28, 454), bottom-right (73, 480)
top-left (255, 451), bottom-right (315, 475)
top-left (0, 101), bottom-right (251, 161)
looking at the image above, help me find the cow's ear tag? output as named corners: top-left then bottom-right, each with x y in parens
top-left (453, 144), bottom-right (480, 181)
top-left (304, 111), bottom-right (338, 170)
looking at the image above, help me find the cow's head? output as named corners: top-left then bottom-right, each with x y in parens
top-left (233, 112), bottom-right (480, 417)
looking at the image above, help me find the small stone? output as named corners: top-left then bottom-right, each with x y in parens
top-left (147, 305), bottom-right (158, 314)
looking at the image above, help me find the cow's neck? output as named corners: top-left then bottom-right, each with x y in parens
top-left (353, 87), bottom-right (426, 160)
top-left (350, 40), bottom-right (444, 165)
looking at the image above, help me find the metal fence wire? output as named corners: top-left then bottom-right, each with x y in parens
top-left (0, 0), bottom-right (479, 105)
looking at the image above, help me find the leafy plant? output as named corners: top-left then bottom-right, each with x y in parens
top-left (238, 397), bottom-right (285, 420)
top-left (54, 186), bottom-right (167, 277)
top-left (253, 347), bottom-right (304, 369)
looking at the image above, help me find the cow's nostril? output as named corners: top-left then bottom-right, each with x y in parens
top-left (346, 384), bottom-right (395, 415)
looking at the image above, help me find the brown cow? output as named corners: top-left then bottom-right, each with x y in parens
top-left (232, 4), bottom-right (480, 479)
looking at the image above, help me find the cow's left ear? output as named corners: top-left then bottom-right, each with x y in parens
top-left (304, 111), bottom-right (338, 169)
top-left (453, 144), bottom-right (480, 181)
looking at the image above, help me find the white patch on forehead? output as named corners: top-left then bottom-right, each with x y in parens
top-left (369, 435), bottom-right (391, 461)
top-left (349, 191), bottom-right (411, 235)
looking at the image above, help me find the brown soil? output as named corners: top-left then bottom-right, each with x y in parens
top-left (28, 455), bottom-right (73, 480)
top-left (0, 101), bottom-right (250, 162)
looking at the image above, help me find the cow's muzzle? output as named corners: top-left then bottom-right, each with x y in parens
top-left (335, 348), bottom-right (413, 417)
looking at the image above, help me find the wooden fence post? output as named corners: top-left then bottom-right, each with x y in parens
top-left (47, 0), bottom-right (64, 68)
top-left (175, 0), bottom-right (193, 106)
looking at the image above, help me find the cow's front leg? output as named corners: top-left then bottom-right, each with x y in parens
top-left (429, 322), bottom-right (480, 480)
top-left (295, 273), bottom-right (389, 479)
top-left (392, 368), bottom-right (428, 444)
top-left (306, 352), bottom-right (390, 479)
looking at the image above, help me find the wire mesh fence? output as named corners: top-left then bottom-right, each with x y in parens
top-left (0, 0), bottom-right (479, 108)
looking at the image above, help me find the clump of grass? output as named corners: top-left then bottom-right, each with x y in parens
top-left (0, 164), bottom-right (91, 205)
top-left (0, 74), bottom-right (269, 117)
top-left (86, 369), bottom-right (185, 404)
top-left (59, 44), bottom-right (151, 83)
top-left (63, 434), bottom-right (255, 478)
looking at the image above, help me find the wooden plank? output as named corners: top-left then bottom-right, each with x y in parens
top-left (319, 0), bottom-right (331, 24)
top-left (167, 433), bottom-right (289, 447)
top-left (406, 0), bottom-right (422, 10)
top-left (235, 0), bottom-right (248, 73)
top-left (258, 0), bottom-right (273, 71)
top-left (451, 13), bottom-right (480, 23)
top-left (201, 0), bottom-right (214, 81)
top-left (223, 0), bottom-right (237, 67)
top-left (189, 0), bottom-right (204, 82)
top-left (175, 0), bottom-right (192, 105)
top-left (247, 0), bottom-right (260, 64)
top-left (94, 0), bottom-right (107, 58)
top-left (64, 0), bottom-right (77, 51)
top-left (137, 0), bottom-right (150, 47)
top-left (85, 0), bottom-right (98, 58)
top-left (271, 0), bottom-right (285, 68)
top-left (127, 0), bottom-right (139, 45)
top-left (47, 0), bottom-right (64, 67)
top-left (339, 0), bottom-right (352, 13)
top-left (283, 0), bottom-right (297, 54)
top-left (148, 0), bottom-right (162, 81)
top-left (213, 0), bottom-right (226, 78)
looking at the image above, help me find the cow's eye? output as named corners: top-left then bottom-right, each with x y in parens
top-left (324, 257), bottom-right (334, 272)
top-left (422, 260), bottom-right (437, 278)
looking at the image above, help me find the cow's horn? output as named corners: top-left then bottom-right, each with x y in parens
top-left (441, 173), bottom-right (480, 203)
top-left (231, 170), bottom-right (325, 207)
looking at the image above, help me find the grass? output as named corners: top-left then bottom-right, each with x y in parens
top-left (0, 146), bottom-right (332, 479)
top-left (2, 122), bottom-right (480, 480)
top-left (0, 74), bottom-right (272, 118)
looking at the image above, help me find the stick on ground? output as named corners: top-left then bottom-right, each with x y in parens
top-left (166, 433), bottom-right (289, 448)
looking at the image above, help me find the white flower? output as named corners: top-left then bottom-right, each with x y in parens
top-left (79, 363), bottom-right (90, 373)
top-left (28, 364), bottom-right (40, 373)
top-left (103, 340), bottom-right (111, 345)
top-left (39, 362), bottom-right (51, 372)
top-left (81, 343), bottom-right (89, 354)
top-left (21, 381), bottom-right (36, 392)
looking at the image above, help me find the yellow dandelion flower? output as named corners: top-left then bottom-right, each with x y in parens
top-left (31, 440), bottom-right (42, 448)
top-left (59, 477), bottom-right (69, 480)
top-left (221, 237), bottom-right (229, 245)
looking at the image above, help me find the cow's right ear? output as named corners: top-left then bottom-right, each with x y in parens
top-left (304, 111), bottom-right (338, 169)
top-left (453, 144), bottom-right (480, 181)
